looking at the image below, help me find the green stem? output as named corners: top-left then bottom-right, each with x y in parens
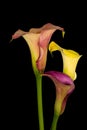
top-left (50, 112), bottom-right (59, 130)
top-left (36, 75), bottom-right (44, 130)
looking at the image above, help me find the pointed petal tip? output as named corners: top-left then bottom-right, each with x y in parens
top-left (12, 29), bottom-right (27, 40)
top-left (62, 31), bottom-right (65, 38)
top-left (9, 38), bottom-right (13, 43)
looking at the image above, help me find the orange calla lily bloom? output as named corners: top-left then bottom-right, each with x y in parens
top-left (12, 23), bottom-right (64, 75)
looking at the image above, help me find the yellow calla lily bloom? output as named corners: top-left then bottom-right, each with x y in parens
top-left (49, 41), bottom-right (82, 80)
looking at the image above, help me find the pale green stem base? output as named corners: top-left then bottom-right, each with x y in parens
top-left (36, 75), bottom-right (44, 130)
top-left (50, 112), bottom-right (59, 130)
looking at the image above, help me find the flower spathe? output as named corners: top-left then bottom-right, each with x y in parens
top-left (12, 23), bottom-right (64, 75)
top-left (43, 71), bottom-right (75, 115)
top-left (49, 41), bottom-right (82, 80)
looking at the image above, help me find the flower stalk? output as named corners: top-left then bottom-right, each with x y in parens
top-left (36, 74), bottom-right (44, 130)
top-left (50, 112), bottom-right (59, 130)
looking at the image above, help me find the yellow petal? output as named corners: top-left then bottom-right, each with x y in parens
top-left (62, 49), bottom-right (82, 80)
top-left (49, 41), bottom-right (62, 52)
top-left (49, 41), bottom-right (82, 80)
top-left (62, 31), bottom-right (65, 38)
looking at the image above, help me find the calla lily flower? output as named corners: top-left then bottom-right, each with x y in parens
top-left (11, 23), bottom-right (64, 74)
top-left (49, 41), bottom-right (82, 80)
top-left (43, 71), bottom-right (75, 115)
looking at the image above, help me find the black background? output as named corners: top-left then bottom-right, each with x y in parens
top-left (0, 1), bottom-right (87, 130)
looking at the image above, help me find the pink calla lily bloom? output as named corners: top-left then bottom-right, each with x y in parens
top-left (43, 71), bottom-right (75, 115)
top-left (12, 23), bottom-right (64, 74)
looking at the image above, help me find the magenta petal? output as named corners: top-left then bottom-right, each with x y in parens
top-left (44, 71), bottom-right (74, 86)
top-left (43, 71), bottom-right (75, 115)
